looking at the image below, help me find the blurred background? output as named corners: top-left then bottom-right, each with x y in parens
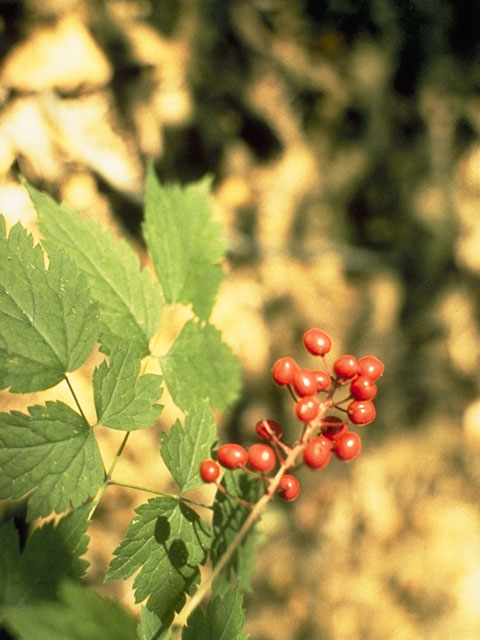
top-left (2, 0), bottom-right (480, 638)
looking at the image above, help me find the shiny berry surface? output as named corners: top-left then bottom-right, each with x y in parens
top-left (350, 375), bottom-right (378, 400)
top-left (255, 419), bottom-right (283, 440)
top-left (357, 355), bottom-right (384, 381)
top-left (347, 400), bottom-right (376, 425)
top-left (303, 435), bottom-right (332, 469)
top-left (272, 357), bottom-right (298, 385)
top-left (217, 443), bottom-right (248, 469)
top-left (333, 354), bottom-right (359, 379)
top-left (303, 328), bottom-right (332, 356)
top-left (247, 443), bottom-right (276, 472)
top-left (295, 396), bottom-right (319, 422)
top-left (278, 474), bottom-right (300, 501)
top-left (312, 369), bottom-right (331, 392)
top-left (293, 369), bottom-right (317, 396)
top-left (199, 459), bottom-right (220, 483)
top-left (334, 431), bottom-right (362, 460)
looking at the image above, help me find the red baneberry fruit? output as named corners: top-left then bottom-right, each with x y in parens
top-left (255, 419), bottom-right (283, 441)
top-left (217, 443), bottom-right (248, 469)
top-left (295, 396), bottom-right (319, 422)
top-left (333, 354), bottom-right (359, 379)
top-left (303, 328), bottom-right (332, 356)
top-left (199, 459), bottom-right (220, 483)
top-left (293, 368), bottom-right (317, 396)
top-left (347, 400), bottom-right (376, 425)
top-left (334, 431), bottom-right (362, 461)
top-left (357, 355), bottom-right (384, 381)
top-left (278, 474), bottom-right (300, 501)
top-left (272, 357), bottom-right (298, 385)
top-left (247, 443), bottom-right (276, 472)
top-left (321, 415), bottom-right (348, 441)
top-left (303, 435), bottom-right (332, 469)
top-left (312, 369), bottom-right (331, 392)
top-left (350, 375), bottom-right (378, 400)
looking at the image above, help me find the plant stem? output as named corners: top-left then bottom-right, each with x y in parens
top-left (64, 373), bottom-right (89, 424)
top-left (87, 432), bottom-right (131, 521)
top-left (107, 479), bottom-right (214, 511)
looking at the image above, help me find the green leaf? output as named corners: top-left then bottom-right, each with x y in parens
top-left (0, 216), bottom-right (99, 392)
top-left (159, 319), bottom-right (242, 412)
top-left (0, 520), bottom-right (24, 607)
top-left (143, 164), bottom-right (226, 320)
top-left (2, 580), bottom-right (138, 640)
top-left (0, 402), bottom-right (104, 520)
top-left (105, 497), bottom-right (211, 628)
top-left (0, 506), bottom-right (90, 607)
top-left (94, 341), bottom-right (163, 431)
top-left (23, 179), bottom-right (163, 357)
top-left (211, 473), bottom-right (263, 592)
top-left (137, 607), bottom-right (172, 640)
top-left (182, 588), bottom-right (248, 640)
top-left (161, 398), bottom-right (217, 492)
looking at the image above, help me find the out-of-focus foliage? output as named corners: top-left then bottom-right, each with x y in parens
top-left (2, 0), bottom-right (480, 638)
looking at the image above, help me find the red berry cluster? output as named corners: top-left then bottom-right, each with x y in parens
top-left (200, 329), bottom-right (384, 506)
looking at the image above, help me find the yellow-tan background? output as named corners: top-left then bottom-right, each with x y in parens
top-left (2, 1), bottom-right (480, 638)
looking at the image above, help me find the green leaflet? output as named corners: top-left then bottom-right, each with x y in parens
top-left (0, 505), bottom-right (90, 608)
top-left (1, 580), bottom-right (138, 640)
top-left (0, 402), bottom-right (104, 521)
top-left (159, 319), bottom-right (242, 412)
top-left (93, 341), bottom-right (163, 431)
top-left (105, 497), bottom-right (210, 629)
top-left (182, 588), bottom-right (249, 640)
top-left (23, 179), bottom-right (163, 357)
top-left (0, 216), bottom-right (98, 392)
top-left (143, 164), bottom-right (225, 321)
top-left (137, 607), bottom-right (172, 640)
top-left (161, 398), bottom-right (217, 492)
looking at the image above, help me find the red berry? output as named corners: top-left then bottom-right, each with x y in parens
top-left (217, 443), bottom-right (248, 469)
top-left (277, 474), bottom-right (300, 501)
top-left (199, 459), bottom-right (220, 483)
top-left (350, 375), bottom-right (378, 400)
top-left (333, 354), bottom-right (359, 379)
top-left (272, 357), bottom-right (298, 385)
top-left (312, 369), bottom-right (331, 392)
top-left (347, 400), bottom-right (376, 425)
top-left (303, 435), bottom-right (332, 469)
top-left (334, 431), bottom-right (362, 461)
top-left (321, 415), bottom-right (348, 441)
top-left (357, 355), bottom-right (384, 381)
top-left (303, 328), bottom-right (332, 356)
top-left (247, 443), bottom-right (276, 472)
top-left (255, 419), bottom-right (283, 440)
top-left (293, 368), bottom-right (317, 396)
top-left (295, 396), bottom-right (319, 422)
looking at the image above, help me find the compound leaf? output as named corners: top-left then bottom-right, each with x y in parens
top-left (0, 216), bottom-right (98, 392)
top-left (93, 341), bottom-right (163, 431)
top-left (143, 164), bottom-right (225, 321)
top-left (1, 580), bottom-right (138, 640)
top-left (159, 319), bottom-right (241, 412)
top-left (161, 398), bottom-right (217, 492)
top-left (0, 402), bottom-right (104, 521)
top-left (182, 588), bottom-right (248, 640)
top-left (105, 497), bottom-right (210, 628)
top-left (23, 179), bottom-right (162, 357)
